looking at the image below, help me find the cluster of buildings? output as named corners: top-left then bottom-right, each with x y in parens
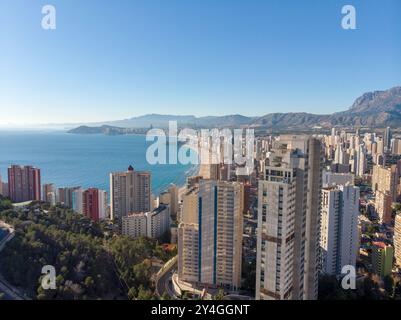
top-left (174, 128), bottom-right (401, 299)
top-left (0, 164), bottom-right (174, 241)
top-left (3, 126), bottom-right (401, 299)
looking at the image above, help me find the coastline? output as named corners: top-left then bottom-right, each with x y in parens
top-left (177, 163), bottom-right (200, 201)
top-left (0, 131), bottom-right (197, 201)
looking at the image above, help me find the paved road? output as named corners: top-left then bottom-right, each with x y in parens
top-left (0, 222), bottom-right (25, 300)
top-left (156, 262), bottom-right (177, 299)
top-left (0, 273), bottom-right (24, 300)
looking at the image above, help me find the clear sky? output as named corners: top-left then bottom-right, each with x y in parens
top-left (0, 0), bottom-right (400, 125)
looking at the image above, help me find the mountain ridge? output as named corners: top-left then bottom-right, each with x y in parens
top-left (70, 86), bottom-right (401, 131)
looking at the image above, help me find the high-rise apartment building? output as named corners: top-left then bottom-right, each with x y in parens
top-left (57, 186), bottom-right (81, 208)
top-left (168, 184), bottom-right (179, 217)
top-left (0, 182), bottom-right (9, 198)
top-left (372, 165), bottom-right (398, 202)
top-left (110, 165), bottom-right (151, 223)
top-left (392, 138), bottom-right (401, 155)
top-left (42, 183), bottom-right (56, 205)
top-left (320, 185), bottom-right (360, 275)
top-left (377, 138), bottom-right (385, 156)
top-left (7, 165), bottom-right (41, 202)
top-left (255, 135), bottom-right (323, 300)
top-left (178, 179), bottom-right (243, 290)
top-left (72, 187), bottom-right (84, 214)
top-left (356, 144), bottom-right (367, 177)
top-left (158, 184), bottom-right (179, 219)
top-left (395, 213), bottom-right (401, 268)
top-left (375, 190), bottom-right (392, 224)
top-left (82, 188), bottom-right (107, 222)
top-left (384, 127), bottom-right (392, 152)
top-left (371, 242), bottom-right (393, 278)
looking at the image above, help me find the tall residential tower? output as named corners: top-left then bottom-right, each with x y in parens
top-left (110, 165), bottom-right (151, 224)
top-left (178, 179), bottom-right (244, 290)
top-left (255, 135), bottom-right (323, 300)
top-left (7, 165), bottom-right (41, 203)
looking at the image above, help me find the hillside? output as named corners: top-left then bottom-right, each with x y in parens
top-left (69, 86), bottom-right (401, 132)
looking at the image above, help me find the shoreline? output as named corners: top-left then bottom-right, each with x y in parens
top-left (177, 163), bottom-right (200, 201)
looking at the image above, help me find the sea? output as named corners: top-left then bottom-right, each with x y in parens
top-left (0, 130), bottom-right (198, 196)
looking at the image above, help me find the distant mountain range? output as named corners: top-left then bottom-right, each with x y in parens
top-left (69, 86), bottom-right (401, 134)
top-left (97, 114), bottom-right (256, 129)
top-left (250, 86), bottom-right (401, 129)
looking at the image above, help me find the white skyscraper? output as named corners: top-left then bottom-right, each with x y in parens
top-left (178, 179), bottom-right (244, 290)
top-left (394, 213), bottom-right (401, 268)
top-left (356, 144), bottom-right (367, 177)
top-left (72, 187), bottom-right (83, 214)
top-left (255, 135), bottom-right (323, 300)
top-left (320, 185), bottom-right (360, 275)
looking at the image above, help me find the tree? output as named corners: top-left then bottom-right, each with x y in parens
top-left (384, 275), bottom-right (395, 297)
top-left (128, 287), bottom-right (137, 300)
top-left (214, 289), bottom-right (225, 300)
top-left (137, 285), bottom-right (153, 300)
top-left (161, 291), bottom-right (171, 300)
top-left (0, 202), bottom-right (164, 300)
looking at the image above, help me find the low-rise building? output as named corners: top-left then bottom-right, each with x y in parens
top-left (121, 204), bottom-right (170, 239)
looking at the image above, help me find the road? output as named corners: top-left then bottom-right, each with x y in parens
top-left (155, 261), bottom-right (177, 299)
top-left (0, 221), bottom-right (25, 300)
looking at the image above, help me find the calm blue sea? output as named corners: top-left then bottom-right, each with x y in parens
top-left (0, 130), bottom-right (197, 196)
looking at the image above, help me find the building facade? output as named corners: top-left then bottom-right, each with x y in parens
top-left (42, 183), bottom-right (56, 205)
top-left (7, 165), bottom-right (41, 202)
top-left (121, 204), bottom-right (170, 239)
top-left (82, 188), bottom-right (107, 222)
top-left (394, 213), bottom-right (401, 268)
top-left (320, 185), bottom-right (360, 275)
top-left (110, 165), bottom-right (151, 224)
top-left (178, 179), bottom-right (244, 290)
top-left (255, 135), bottom-right (323, 300)
top-left (371, 242), bottom-right (394, 278)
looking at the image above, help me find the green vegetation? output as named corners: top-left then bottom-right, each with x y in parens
top-left (0, 198), bottom-right (174, 300)
top-left (213, 288), bottom-right (225, 300)
top-left (318, 274), bottom-right (401, 300)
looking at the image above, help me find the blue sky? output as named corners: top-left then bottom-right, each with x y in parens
top-left (0, 0), bottom-right (400, 125)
